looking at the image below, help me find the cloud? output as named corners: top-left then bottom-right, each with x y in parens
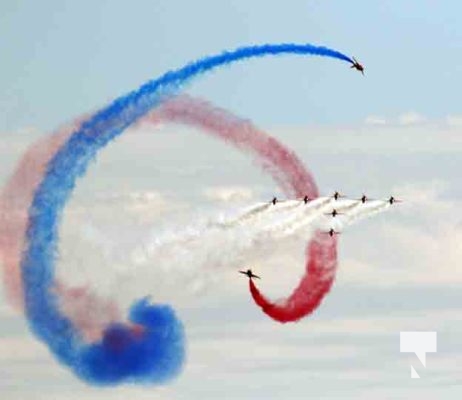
top-left (0, 337), bottom-right (50, 361)
top-left (273, 119), bottom-right (462, 155)
top-left (364, 115), bottom-right (387, 125)
top-left (203, 186), bottom-right (255, 203)
top-left (300, 309), bottom-right (462, 335)
top-left (118, 190), bottom-right (170, 216)
top-left (446, 114), bottom-right (462, 127)
top-left (64, 190), bottom-right (177, 224)
top-left (398, 111), bottom-right (426, 126)
top-left (0, 304), bottom-right (20, 319)
top-left (339, 181), bottom-right (462, 286)
top-left (379, 222), bottom-right (462, 285)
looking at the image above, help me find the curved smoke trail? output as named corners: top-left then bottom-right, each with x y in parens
top-left (1, 95), bottom-right (332, 382)
top-left (12, 43), bottom-right (352, 385)
top-left (146, 97), bottom-right (337, 322)
top-left (0, 128), bottom-right (73, 309)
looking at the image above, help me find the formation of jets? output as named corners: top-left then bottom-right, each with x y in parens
top-left (268, 192), bottom-right (401, 238)
top-left (269, 193), bottom-right (400, 209)
top-left (244, 192), bottom-right (399, 279)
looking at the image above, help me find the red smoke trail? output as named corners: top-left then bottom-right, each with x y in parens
top-left (0, 127), bottom-right (74, 309)
top-left (249, 236), bottom-right (336, 322)
top-left (0, 95), bottom-right (337, 328)
top-left (143, 96), bottom-right (317, 198)
top-left (145, 96), bottom-right (338, 323)
top-left (0, 119), bottom-right (121, 340)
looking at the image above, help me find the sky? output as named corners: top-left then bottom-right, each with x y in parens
top-left (1, 1), bottom-right (462, 399)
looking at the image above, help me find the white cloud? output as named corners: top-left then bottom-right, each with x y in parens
top-left (398, 111), bottom-right (426, 126)
top-left (338, 181), bottom-right (462, 286)
top-left (364, 115), bottom-right (387, 125)
top-left (300, 309), bottom-right (462, 335)
top-left (446, 114), bottom-right (462, 127)
top-left (0, 304), bottom-right (20, 318)
top-left (65, 190), bottom-right (177, 225)
top-left (203, 186), bottom-right (254, 203)
top-left (380, 222), bottom-right (462, 285)
top-left (0, 337), bottom-right (49, 361)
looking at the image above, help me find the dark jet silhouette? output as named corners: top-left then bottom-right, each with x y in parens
top-left (239, 269), bottom-right (261, 279)
top-left (388, 196), bottom-right (402, 205)
top-left (350, 57), bottom-right (364, 75)
top-left (324, 228), bottom-right (341, 237)
top-left (333, 191), bottom-right (345, 201)
top-left (325, 209), bottom-right (343, 217)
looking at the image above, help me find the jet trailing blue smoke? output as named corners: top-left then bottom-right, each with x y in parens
top-left (22, 43), bottom-right (353, 385)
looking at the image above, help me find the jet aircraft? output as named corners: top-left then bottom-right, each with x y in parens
top-left (350, 57), bottom-right (364, 75)
top-left (239, 269), bottom-right (261, 279)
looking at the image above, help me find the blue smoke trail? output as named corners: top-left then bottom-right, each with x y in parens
top-left (22, 43), bottom-right (353, 385)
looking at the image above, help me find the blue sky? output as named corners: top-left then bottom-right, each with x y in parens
top-left (1, 0), bottom-right (462, 132)
top-left (1, 1), bottom-right (462, 399)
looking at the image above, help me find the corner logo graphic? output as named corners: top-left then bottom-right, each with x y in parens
top-left (400, 331), bottom-right (437, 378)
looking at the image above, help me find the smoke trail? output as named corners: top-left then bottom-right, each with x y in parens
top-left (275, 197), bottom-right (335, 236)
top-left (0, 95), bottom-right (318, 320)
top-left (217, 200), bottom-right (301, 228)
top-left (336, 200), bottom-right (391, 228)
top-left (129, 199), bottom-right (329, 281)
top-left (19, 43), bottom-right (351, 385)
top-left (6, 40), bottom-right (352, 382)
top-left (145, 97), bottom-right (339, 323)
top-left (0, 124), bottom-right (82, 309)
top-left (0, 63), bottom-right (328, 385)
top-left (249, 233), bottom-right (337, 322)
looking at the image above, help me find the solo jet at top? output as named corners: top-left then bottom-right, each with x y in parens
top-left (350, 57), bottom-right (364, 75)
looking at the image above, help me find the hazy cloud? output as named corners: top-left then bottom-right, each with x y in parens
top-left (398, 111), bottom-right (426, 126)
top-left (445, 114), bottom-right (462, 127)
top-left (203, 186), bottom-right (255, 203)
top-left (364, 115), bottom-right (387, 125)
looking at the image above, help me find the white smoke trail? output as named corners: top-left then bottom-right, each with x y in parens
top-left (274, 198), bottom-right (357, 237)
top-left (132, 197), bottom-right (330, 264)
top-left (216, 199), bottom-right (302, 229)
top-left (335, 200), bottom-right (391, 230)
top-left (129, 197), bottom-right (392, 281)
top-left (59, 196), bottom-right (394, 304)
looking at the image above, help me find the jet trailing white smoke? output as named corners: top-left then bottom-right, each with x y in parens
top-left (58, 196), bottom-right (392, 306)
top-left (122, 198), bottom-right (390, 295)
